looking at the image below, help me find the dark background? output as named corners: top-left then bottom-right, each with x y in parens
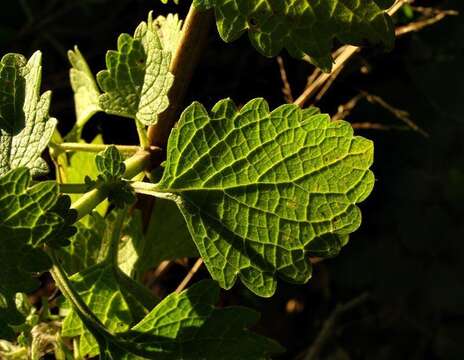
top-left (1, 1), bottom-right (463, 359)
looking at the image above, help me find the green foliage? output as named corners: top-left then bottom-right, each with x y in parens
top-left (59, 135), bottom-right (109, 216)
top-left (0, 168), bottom-right (75, 337)
top-left (71, 280), bottom-right (283, 359)
top-left (0, 52), bottom-right (57, 177)
top-left (193, 0), bottom-right (395, 70)
top-left (0, 2), bottom-right (387, 357)
top-left (141, 198), bottom-right (198, 268)
top-left (152, 13), bottom-right (183, 54)
top-left (155, 98), bottom-right (374, 296)
top-left (68, 47), bottom-right (101, 132)
top-left (97, 17), bottom-right (174, 126)
top-left (94, 146), bottom-right (136, 208)
top-left (62, 260), bottom-right (158, 358)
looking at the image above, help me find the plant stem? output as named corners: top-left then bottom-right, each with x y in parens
top-left (105, 207), bottom-right (127, 265)
top-left (47, 249), bottom-right (111, 336)
top-left (147, 4), bottom-right (214, 147)
top-left (135, 119), bottom-right (149, 149)
top-left (71, 150), bottom-right (150, 220)
top-left (55, 142), bottom-right (148, 155)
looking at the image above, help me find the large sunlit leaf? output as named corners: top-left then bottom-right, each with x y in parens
top-left (155, 98), bottom-right (375, 297)
top-left (0, 51), bottom-right (57, 176)
top-left (193, 0), bottom-right (395, 71)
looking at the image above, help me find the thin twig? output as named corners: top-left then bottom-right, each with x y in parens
top-left (395, 8), bottom-right (458, 36)
top-left (361, 91), bottom-right (429, 137)
top-left (175, 258), bottom-right (204, 293)
top-left (276, 56), bottom-right (294, 103)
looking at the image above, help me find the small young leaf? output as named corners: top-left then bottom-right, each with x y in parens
top-left (156, 98), bottom-right (375, 297)
top-left (0, 52), bottom-right (57, 176)
top-left (68, 47), bottom-right (101, 131)
top-left (193, 0), bottom-right (395, 71)
top-left (95, 146), bottom-right (135, 208)
top-left (96, 145), bottom-right (126, 179)
top-left (97, 16), bottom-right (174, 126)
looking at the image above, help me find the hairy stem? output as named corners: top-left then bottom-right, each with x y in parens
top-left (147, 4), bottom-right (214, 147)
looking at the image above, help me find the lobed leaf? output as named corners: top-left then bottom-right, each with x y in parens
top-left (71, 280), bottom-right (283, 359)
top-left (0, 52), bottom-right (57, 176)
top-left (193, 0), bottom-right (395, 71)
top-left (62, 260), bottom-right (158, 358)
top-left (97, 17), bottom-right (174, 126)
top-left (0, 168), bottom-right (75, 337)
top-left (156, 98), bottom-right (375, 296)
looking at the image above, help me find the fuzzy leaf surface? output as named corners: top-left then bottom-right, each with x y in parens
top-left (193, 0), bottom-right (395, 70)
top-left (153, 13), bottom-right (183, 54)
top-left (97, 18), bottom-right (173, 126)
top-left (68, 47), bottom-right (101, 129)
top-left (157, 98), bottom-right (374, 296)
top-left (0, 52), bottom-right (57, 176)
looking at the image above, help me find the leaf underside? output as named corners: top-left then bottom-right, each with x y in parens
top-left (193, 0), bottom-right (395, 71)
top-left (68, 47), bottom-right (101, 130)
top-left (0, 51), bottom-right (57, 177)
top-left (97, 18), bottom-right (174, 126)
top-left (157, 98), bottom-right (375, 297)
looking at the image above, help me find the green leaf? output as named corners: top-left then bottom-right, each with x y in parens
top-left (62, 260), bottom-right (158, 358)
top-left (193, 0), bottom-right (395, 71)
top-left (152, 13), bottom-right (183, 55)
top-left (58, 212), bottom-right (108, 275)
top-left (95, 146), bottom-right (136, 208)
top-left (97, 16), bottom-right (174, 126)
top-left (71, 280), bottom-right (283, 359)
top-left (0, 168), bottom-right (75, 336)
top-left (59, 209), bottom-right (143, 277)
top-left (156, 98), bottom-right (375, 297)
top-left (117, 210), bottom-right (145, 278)
top-left (127, 280), bottom-right (283, 359)
top-left (96, 145), bottom-right (126, 179)
top-left (68, 47), bottom-right (101, 132)
top-left (0, 51), bottom-right (57, 176)
top-left (141, 198), bottom-right (198, 269)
